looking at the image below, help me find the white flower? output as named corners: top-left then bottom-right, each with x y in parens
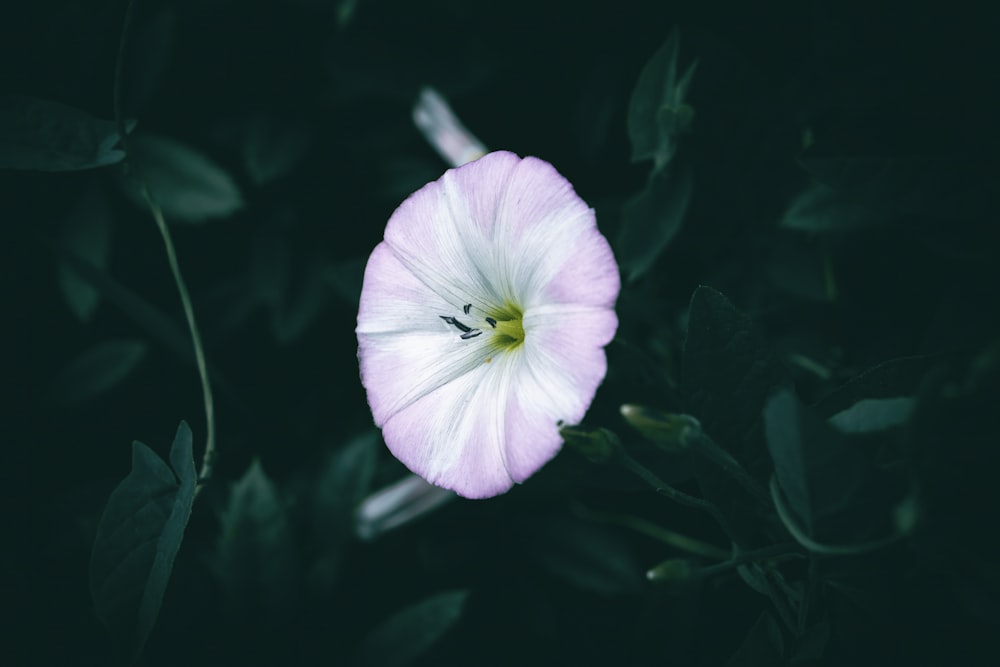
top-left (356, 150), bottom-right (619, 498)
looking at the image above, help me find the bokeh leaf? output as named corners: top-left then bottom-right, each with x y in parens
top-left (122, 133), bottom-right (244, 223)
top-left (50, 339), bottom-right (148, 404)
top-left (215, 460), bottom-right (297, 627)
top-left (780, 181), bottom-right (887, 233)
top-left (828, 397), bottom-right (915, 434)
top-left (726, 611), bottom-right (784, 667)
top-left (89, 422), bottom-right (196, 664)
top-left (627, 29), bottom-right (697, 170)
top-left (57, 185), bottom-right (112, 322)
top-left (530, 515), bottom-right (644, 596)
top-left (617, 164), bottom-right (693, 282)
top-left (0, 95), bottom-right (134, 171)
top-left (359, 590), bottom-right (469, 667)
top-left (243, 114), bottom-right (311, 185)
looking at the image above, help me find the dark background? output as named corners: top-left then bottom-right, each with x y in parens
top-left (2, 0), bottom-right (998, 665)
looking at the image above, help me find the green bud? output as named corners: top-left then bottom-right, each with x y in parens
top-left (560, 425), bottom-right (622, 464)
top-left (646, 557), bottom-right (697, 583)
top-left (619, 405), bottom-right (702, 451)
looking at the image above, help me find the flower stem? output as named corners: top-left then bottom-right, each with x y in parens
top-left (114, 0), bottom-right (216, 492)
top-left (618, 453), bottom-right (734, 538)
top-left (691, 432), bottom-right (772, 506)
top-left (694, 542), bottom-right (803, 579)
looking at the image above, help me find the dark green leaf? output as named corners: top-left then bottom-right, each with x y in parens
top-left (90, 422), bottom-right (196, 664)
top-left (0, 96), bottom-right (134, 171)
top-left (57, 185), bottom-right (112, 322)
top-left (359, 590), bottom-right (469, 667)
top-left (50, 339), bottom-right (148, 404)
top-left (764, 390), bottom-right (869, 536)
top-left (530, 515), bottom-right (643, 596)
top-left (627, 29), bottom-right (697, 170)
top-left (122, 133), bottom-right (244, 223)
top-left (780, 182), bottom-right (887, 233)
top-left (726, 612), bottom-right (784, 667)
top-left (617, 165), bottom-right (693, 282)
top-left (812, 355), bottom-right (934, 419)
top-left (243, 115), bottom-right (311, 185)
top-left (309, 432), bottom-right (378, 590)
top-left (681, 287), bottom-right (787, 543)
top-left (799, 155), bottom-right (988, 219)
top-left (122, 5), bottom-right (175, 118)
top-left (215, 460), bottom-right (297, 625)
top-left (828, 397), bottom-right (915, 434)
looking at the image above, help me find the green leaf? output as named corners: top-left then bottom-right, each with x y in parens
top-left (89, 422), bottom-right (196, 664)
top-left (680, 286), bottom-right (787, 543)
top-left (309, 433), bottom-right (378, 590)
top-left (243, 114), bottom-right (311, 185)
top-left (215, 460), bottom-right (297, 625)
top-left (627, 29), bottom-right (697, 170)
top-left (359, 590), bottom-right (469, 667)
top-left (726, 612), bottom-right (784, 667)
top-left (121, 133), bottom-right (244, 223)
top-left (764, 390), bottom-right (869, 537)
top-left (50, 339), bottom-right (148, 404)
top-left (530, 515), bottom-right (643, 596)
top-left (828, 397), bottom-right (915, 434)
top-left (0, 96), bottom-right (134, 171)
top-left (681, 286), bottom-right (786, 461)
top-left (780, 181), bottom-right (888, 233)
top-left (57, 185), bottom-right (112, 322)
top-left (812, 355), bottom-right (934, 419)
top-left (617, 165), bottom-right (693, 282)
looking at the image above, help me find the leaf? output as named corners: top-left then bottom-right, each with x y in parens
top-left (812, 355), bottom-right (934, 419)
top-left (359, 590), bottom-right (469, 667)
top-left (780, 181), bottom-right (888, 233)
top-left (57, 185), bottom-right (112, 322)
top-left (828, 397), bottom-right (915, 434)
top-left (627, 29), bottom-right (697, 170)
top-left (309, 433), bottom-right (378, 589)
top-left (530, 515), bottom-right (644, 596)
top-left (89, 422), bottom-right (196, 664)
top-left (617, 165), bottom-right (693, 282)
top-left (215, 460), bottom-right (297, 626)
top-left (764, 390), bottom-right (869, 537)
top-left (799, 155), bottom-right (988, 219)
top-left (122, 133), bottom-right (244, 223)
top-left (121, 4), bottom-right (176, 118)
top-left (681, 286), bottom-right (787, 461)
top-left (50, 339), bottom-right (148, 404)
top-left (243, 114), bottom-right (311, 185)
top-left (680, 286), bottom-right (787, 543)
top-left (726, 612), bottom-right (784, 667)
top-left (0, 95), bottom-right (134, 171)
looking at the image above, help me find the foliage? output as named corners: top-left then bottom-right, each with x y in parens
top-left (4, 1), bottom-right (998, 666)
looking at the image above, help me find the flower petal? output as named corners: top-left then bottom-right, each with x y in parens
top-left (381, 353), bottom-right (521, 499)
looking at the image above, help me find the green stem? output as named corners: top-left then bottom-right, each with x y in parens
top-left (618, 453), bottom-right (734, 538)
top-left (571, 502), bottom-right (731, 561)
top-left (114, 0), bottom-right (216, 491)
top-left (770, 477), bottom-right (903, 556)
top-left (695, 542), bottom-right (803, 579)
top-left (693, 432), bottom-right (772, 506)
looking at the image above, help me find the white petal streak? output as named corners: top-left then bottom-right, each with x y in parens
top-left (357, 241), bottom-right (501, 425)
top-left (381, 352), bottom-right (520, 499)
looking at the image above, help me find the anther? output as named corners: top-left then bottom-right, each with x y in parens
top-left (485, 317), bottom-right (497, 328)
top-left (460, 329), bottom-right (483, 339)
top-left (463, 303), bottom-right (472, 314)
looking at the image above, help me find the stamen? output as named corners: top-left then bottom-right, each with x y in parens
top-left (460, 329), bottom-right (483, 339)
top-left (439, 315), bottom-right (473, 333)
top-left (485, 317), bottom-right (497, 328)
top-left (463, 303), bottom-right (472, 314)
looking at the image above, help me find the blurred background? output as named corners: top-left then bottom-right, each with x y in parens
top-left (2, 0), bottom-right (998, 665)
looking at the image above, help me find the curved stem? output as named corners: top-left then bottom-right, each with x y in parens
top-left (770, 477), bottom-right (903, 556)
top-left (618, 453), bottom-right (734, 538)
top-left (114, 0), bottom-right (216, 491)
top-left (693, 432), bottom-right (772, 506)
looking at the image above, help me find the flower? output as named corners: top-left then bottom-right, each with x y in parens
top-left (356, 150), bottom-right (619, 498)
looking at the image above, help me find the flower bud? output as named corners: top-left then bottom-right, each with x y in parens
top-left (620, 405), bottom-right (701, 451)
top-left (560, 425), bottom-right (623, 464)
